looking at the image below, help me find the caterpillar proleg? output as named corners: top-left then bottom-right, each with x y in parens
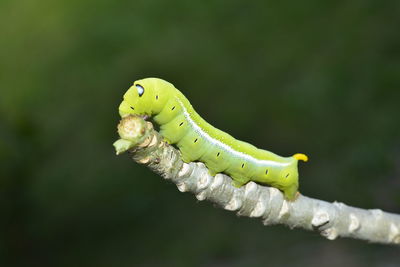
top-left (119, 78), bottom-right (307, 200)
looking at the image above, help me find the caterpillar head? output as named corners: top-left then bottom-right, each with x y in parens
top-left (119, 78), bottom-right (174, 117)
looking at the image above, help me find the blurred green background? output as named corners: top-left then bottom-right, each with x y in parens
top-left (1, 0), bottom-right (400, 266)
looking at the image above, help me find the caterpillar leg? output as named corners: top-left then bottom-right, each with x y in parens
top-left (180, 151), bottom-right (191, 163)
top-left (284, 191), bottom-right (301, 202)
top-left (232, 180), bottom-right (245, 187)
top-left (230, 175), bottom-right (250, 188)
top-left (208, 169), bottom-right (217, 176)
top-left (283, 185), bottom-right (299, 201)
top-left (162, 137), bottom-right (171, 144)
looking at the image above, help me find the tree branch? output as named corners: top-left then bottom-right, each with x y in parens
top-left (113, 115), bottom-right (400, 245)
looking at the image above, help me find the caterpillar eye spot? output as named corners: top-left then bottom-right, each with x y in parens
top-left (241, 163), bottom-right (245, 168)
top-left (130, 106), bottom-right (134, 110)
top-left (194, 138), bottom-right (198, 143)
top-left (179, 122), bottom-right (184, 126)
top-left (217, 152), bottom-right (220, 157)
top-left (136, 84), bottom-right (144, 97)
top-left (285, 173), bottom-right (290, 178)
top-left (171, 106), bottom-right (175, 111)
top-left (265, 169), bottom-right (268, 175)
top-left (156, 95), bottom-right (158, 100)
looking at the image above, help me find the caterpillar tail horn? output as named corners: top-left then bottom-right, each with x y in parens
top-left (293, 153), bottom-right (308, 162)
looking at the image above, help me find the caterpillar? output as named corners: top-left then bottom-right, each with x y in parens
top-left (118, 78), bottom-right (308, 200)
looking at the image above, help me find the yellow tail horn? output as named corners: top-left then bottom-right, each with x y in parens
top-left (293, 153), bottom-right (308, 162)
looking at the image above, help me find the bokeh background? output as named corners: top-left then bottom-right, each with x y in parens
top-left (1, 0), bottom-right (400, 266)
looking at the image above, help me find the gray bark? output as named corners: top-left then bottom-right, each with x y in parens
top-left (113, 115), bottom-right (400, 245)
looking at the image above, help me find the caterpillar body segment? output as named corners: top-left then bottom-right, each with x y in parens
top-left (119, 78), bottom-right (307, 200)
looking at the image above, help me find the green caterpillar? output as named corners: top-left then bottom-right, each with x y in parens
top-left (119, 78), bottom-right (308, 200)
